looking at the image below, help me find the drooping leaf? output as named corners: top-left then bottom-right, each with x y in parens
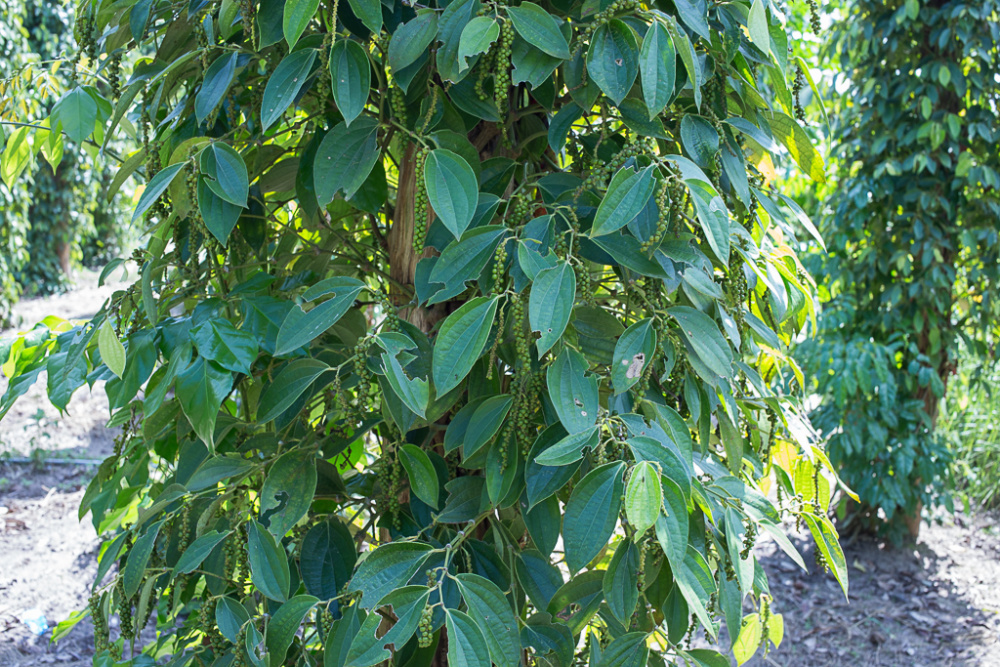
top-left (261, 48), bottom-right (318, 131)
top-left (175, 357), bottom-right (233, 447)
top-left (586, 20), bottom-right (639, 106)
top-left (456, 574), bottom-right (521, 667)
top-left (528, 261), bottom-right (576, 356)
top-left (624, 461), bottom-right (661, 535)
top-left (432, 296), bottom-right (499, 394)
top-left (284, 0), bottom-right (320, 47)
top-left (424, 149), bottom-right (479, 240)
top-left (314, 117), bottom-right (382, 203)
top-left (348, 542), bottom-right (434, 608)
top-left (591, 166), bottom-right (657, 237)
top-left (546, 348), bottom-right (599, 434)
top-left (330, 40), bottom-right (372, 126)
top-left (399, 444), bottom-right (440, 508)
top-left (275, 277), bottom-right (367, 355)
top-left (563, 461), bottom-right (625, 572)
top-left (261, 448), bottom-right (318, 537)
top-left (506, 3), bottom-right (570, 59)
top-left (98, 319), bottom-right (126, 379)
top-left (247, 519), bottom-right (291, 602)
top-left (639, 22), bottom-right (675, 119)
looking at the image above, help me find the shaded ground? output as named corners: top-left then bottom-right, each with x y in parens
top-left (2, 276), bottom-right (999, 666)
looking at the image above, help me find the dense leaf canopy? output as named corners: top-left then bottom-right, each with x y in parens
top-left (0, 0), bottom-right (844, 664)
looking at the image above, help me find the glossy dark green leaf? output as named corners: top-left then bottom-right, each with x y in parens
top-left (381, 351), bottom-right (430, 418)
top-left (301, 520), bottom-right (357, 600)
top-left (346, 0), bottom-right (381, 34)
top-left (624, 461), bottom-right (661, 535)
top-left (275, 278), bottom-right (366, 355)
top-left (200, 143), bottom-right (249, 207)
top-left (399, 444), bottom-right (439, 508)
top-left (330, 40), bottom-right (371, 127)
top-left (314, 117), bottom-right (381, 203)
top-left (424, 149), bottom-right (479, 240)
top-left (546, 347), bottom-right (599, 434)
top-left (591, 166), bottom-right (656, 237)
top-left (516, 550), bottom-right (563, 608)
top-left (261, 448), bottom-right (317, 537)
top-left (603, 540), bottom-right (639, 624)
top-left (427, 226), bottom-right (506, 305)
top-left (123, 520), bottom-right (162, 598)
top-left (596, 632), bottom-right (649, 667)
top-left (257, 359), bottom-right (331, 423)
top-left (325, 605), bottom-right (364, 667)
top-left (198, 176), bottom-right (242, 245)
top-left (348, 586), bottom-right (430, 666)
top-left (432, 295), bottom-right (499, 394)
top-left (437, 0), bottom-right (481, 82)
top-left (639, 22), bottom-right (675, 119)
top-left (175, 530), bottom-right (232, 575)
top-left (261, 49), bottom-right (318, 131)
top-left (586, 20), bottom-right (639, 105)
top-left (186, 455), bottom-right (256, 491)
top-left (189, 319), bottom-right (258, 375)
top-left (506, 3), bottom-right (570, 59)
top-left (267, 595), bottom-right (319, 664)
top-left (685, 179), bottom-right (730, 264)
top-left (668, 306), bottom-right (733, 379)
top-left (524, 494), bottom-right (561, 556)
top-left (284, 0), bottom-right (320, 47)
top-left (528, 261), bottom-right (576, 356)
top-left (533, 426), bottom-right (598, 467)
top-left (132, 162), bottom-right (185, 222)
top-left (446, 610), bottom-right (491, 667)
top-left (611, 318), bottom-right (656, 394)
top-left (388, 13), bottom-right (439, 73)
top-left (456, 574), bottom-right (521, 667)
top-left (348, 542), bottom-right (434, 608)
top-left (463, 394), bottom-right (514, 458)
top-left (176, 357), bottom-right (232, 446)
top-left (216, 597), bottom-right (251, 644)
top-left (664, 16), bottom-right (700, 108)
top-left (680, 116), bottom-right (720, 169)
top-left (196, 52), bottom-right (238, 123)
top-left (563, 461), bottom-right (625, 572)
top-left (248, 519), bottom-right (291, 601)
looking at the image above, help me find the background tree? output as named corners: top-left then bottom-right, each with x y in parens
top-left (0, 0), bottom-right (128, 324)
top-left (798, 0), bottom-right (1000, 538)
top-left (0, 0), bottom-right (845, 665)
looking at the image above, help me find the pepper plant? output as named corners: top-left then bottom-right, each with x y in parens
top-left (0, 0), bottom-right (845, 665)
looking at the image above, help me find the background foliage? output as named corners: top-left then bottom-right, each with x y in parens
top-left (0, 0), bottom-right (846, 665)
top-left (796, 0), bottom-right (1000, 537)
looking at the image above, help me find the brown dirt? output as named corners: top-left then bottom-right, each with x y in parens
top-left (2, 277), bottom-right (999, 667)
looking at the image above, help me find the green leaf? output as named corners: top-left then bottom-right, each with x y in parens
top-left (389, 12), bottom-right (439, 73)
top-left (300, 520), bottom-right (357, 600)
top-left (175, 357), bottom-right (233, 447)
top-left (564, 461), bottom-right (625, 572)
top-left (330, 40), bottom-right (371, 127)
top-left (458, 17), bottom-right (499, 72)
top-left (261, 448), bottom-right (318, 537)
top-left (275, 278), bottom-right (367, 355)
top-left (424, 149), bottom-right (479, 240)
top-left (132, 162), bottom-right (185, 222)
top-left (314, 117), bottom-right (381, 203)
top-left (1, 126), bottom-right (33, 188)
top-left (381, 351), bottom-right (430, 418)
top-left (546, 347), bottom-right (599, 434)
top-left (803, 513), bottom-right (848, 600)
top-left (732, 613), bottom-right (762, 666)
top-left (624, 461), bottom-right (661, 535)
top-left (586, 20), bottom-right (639, 106)
top-left (247, 519), bottom-right (291, 601)
top-left (348, 586), bottom-right (431, 667)
top-left (596, 632), bottom-right (649, 667)
top-left (123, 521), bottom-right (162, 598)
top-left (267, 595), bottom-right (319, 664)
top-left (189, 319), bottom-right (258, 375)
top-left (639, 22), bottom-right (675, 119)
top-left (529, 261), bottom-right (576, 356)
top-left (196, 52), bottom-right (238, 124)
top-left (462, 394), bottom-right (514, 458)
top-left (284, 0), bottom-right (319, 47)
top-left (603, 540), bottom-right (640, 624)
top-left (399, 444), bottom-right (440, 508)
top-left (611, 318), bottom-right (656, 394)
top-left (326, 605), bottom-right (365, 667)
top-left (436, 0), bottom-right (481, 82)
top-left (686, 179), bottom-right (730, 264)
top-left (175, 530), bottom-right (232, 574)
top-left (680, 116), bottom-right (720, 169)
top-left (591, 166), bottom-right (656, 237)
top-left (200, 142), bottom-right (249, 207)
top-left (427, 226), bottom-right (506, 305)
top-left (764, 111), bottom-right (826, 183)
top-left (347, 0), bottom-right (381, 34)
top-left (432, 295), bottom-right (499, 394)
top-left (52, 87), bottom-right (98, 144)
top-left (747, 0), bottom-right (770, 54)
top-left (668, 307), bottom-right (733, 379)
top-left (348, 542), bottom-right (434, 608)
top-left (446, 610), bottom-right (492, 667)
top-left (187, 455), bottom-right (256, 491)
top-left (198, 176), bottom-right (242, 245)
top-left (216, 598), bottom-right (251, 644)
top-left (533, 426), bottom-right (598, 467)
top-left (98, 319), bottom-right (126, 379)
top-left (664, 16), bottom-right (700, 108)
top-left (654, 476), bottom-right (689, 572)
top-left (261, 48), bottom-right (318, 131)
top-left (455, 573), bottom-right (521, 667)
top-left (506, 3), bottom-right (570, 59)
top-left (257, 359), bottom-right (331, 423)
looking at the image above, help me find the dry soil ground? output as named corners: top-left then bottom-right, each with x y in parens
top-left (1, 277), bottom-right (998, 666)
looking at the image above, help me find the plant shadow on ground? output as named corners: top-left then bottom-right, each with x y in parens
top-left (736, 513), bottom-right (1000, 667)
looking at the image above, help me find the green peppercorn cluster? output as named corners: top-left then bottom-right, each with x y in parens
top-left (412, 146), bottom-right (429, 251)
top-left (239, 0), bottom-right (256, 44)
top-left (107, 51), bottom-right (123, 99)
top-left (792, 66), bottom-right (807, 122)
top-left (89, 592), bottom-right (110, 652)
top-left (494, 20), bottom-right (515, 143)
top-left (510, 293), bottom-right (530, 369)
top-left (807, 0), bottom-right (822, 33)
top-left (758, 594), bottom-right (773, 655)
top-left (116, 580), bottom-right (134, 641)
top-left (579, 0), bottom-right (641, 40)
top-left (641, 178), bottom-right (675, 253)
top-left (389, 84), bottom-right (408, 123)
top-left (376, 449), bottom-right (403, 529)
top-left (506, 193), bottom-right (532, 227)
